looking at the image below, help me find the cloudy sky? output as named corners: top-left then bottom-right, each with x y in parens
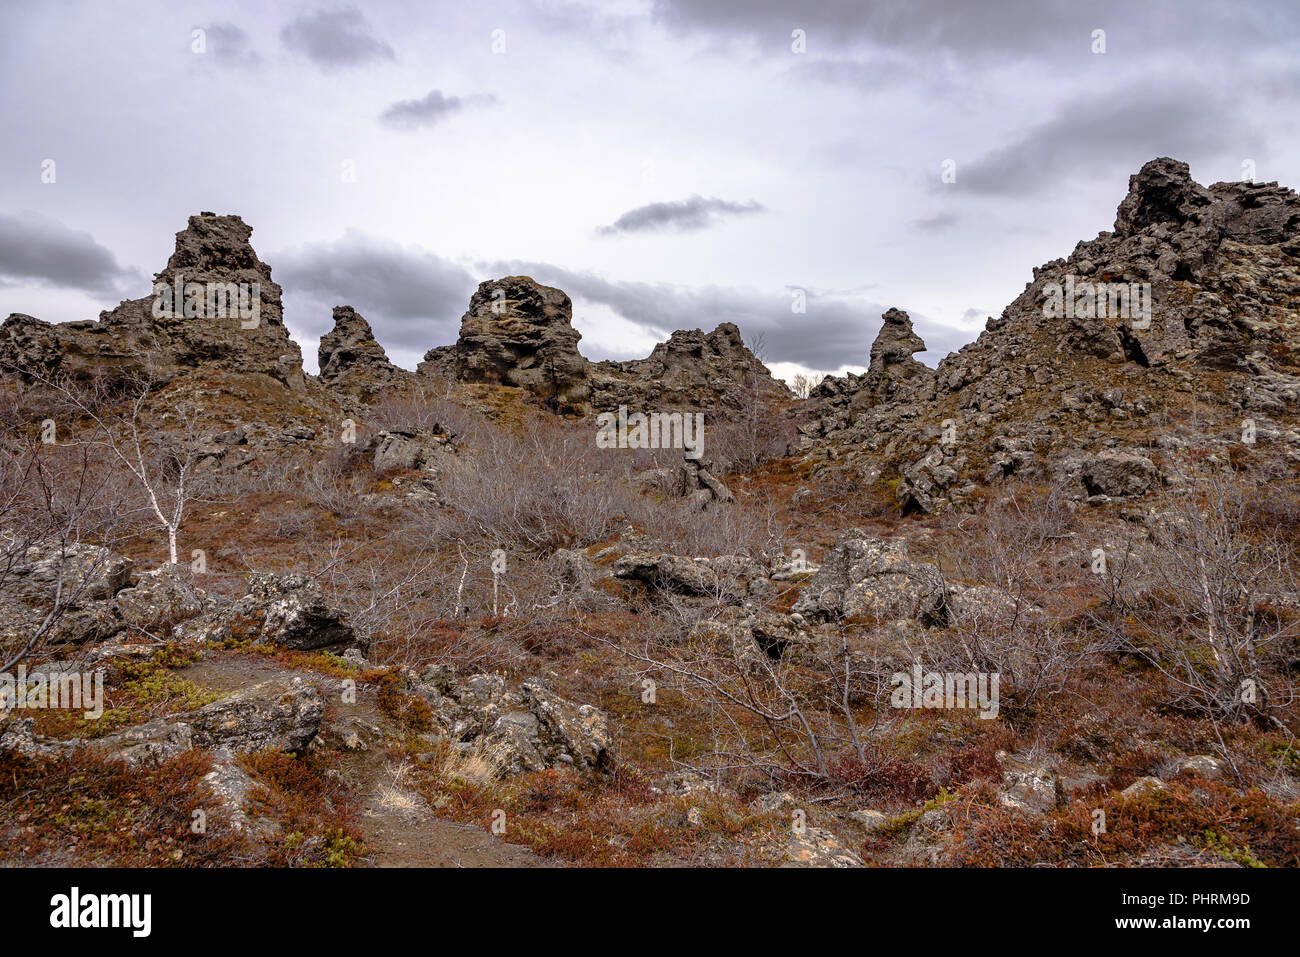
top-left (2, 1), bottom-right (1298, 383)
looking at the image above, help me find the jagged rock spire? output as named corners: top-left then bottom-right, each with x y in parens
top-left (318, 305), bottom-right (408, 399)
top-left (863, 307), bottom-right (928, 400)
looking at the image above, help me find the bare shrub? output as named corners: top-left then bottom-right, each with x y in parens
top-left (297, 445), bottom-right (367, 518)
top-left (1090, 468), bottom-right (1300, 727)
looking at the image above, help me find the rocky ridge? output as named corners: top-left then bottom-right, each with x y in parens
top-left (799, 158), bottom-right (1300, 512)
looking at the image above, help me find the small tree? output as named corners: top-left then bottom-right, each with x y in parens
top-left (47, 372), bottom-right (202, 566)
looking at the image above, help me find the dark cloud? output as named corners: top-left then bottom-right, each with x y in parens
top-left (203, 22), bottom-right (260, 67)
top-left (954, 86), bottom-right (1258, 197)
top-left (484, 258), bottom-right (972, 369)
top-left (272, 231), bottom-right (475, 352)
top-left (597, 195), bottom-right (766, 236)
top-left (280, 6), bottom-right (394, 69)
top-left (653, 0), bottom-right (1099, 57)
top-left (0, 212), bottom-right (138, 299)
top-left (651, 0), bottom-right (1299, 61)
top-left (379, 90), bottom-right (498, 130)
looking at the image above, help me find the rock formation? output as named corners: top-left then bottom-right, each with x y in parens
top-left (416, 275), bottom-right (789, 414)
top-left (1, 213), bottom-right (789, 423)
top-left (863, 307), bottom-right (928, 399)
top-left (407, 667), bottom-right (615, 776)
top-left (801, 158), bottom-right (1300, 511)
top-left (318, 305), bottom-right (411, 399)
top-left (591, 322), bottom-right (789, 411)
top-left (418, 276), bottom-right (591, 412)
top-left (1, 213), bottom-right (305, 391)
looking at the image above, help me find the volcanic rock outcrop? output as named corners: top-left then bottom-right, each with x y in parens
top-left (318, 305), bottom-right (412, 400)
top-left (418, 276), bottom-right (591, 412)
top-left (417, 275), bottom-right (789, 414)
top-left (591, 322), bottom-right (789, 411)
top-left (801, 158), bottom-right (1300, 511)
top-left (1, 213), bottom-right (305, 391)
top-left (2, 214), bottom-right (788, 422)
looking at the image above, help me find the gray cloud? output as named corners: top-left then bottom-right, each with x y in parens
top-left (954, 85), bottom-right (1258, 197)
top-left (379, 90), bottom-right (498, 130)
top-left (651, 0), bottom-right (1300, 61)
top-left (203, 22), bottom-right (260, 67)
top-left (653, 0), bottom-right (1102, 57)
top-left (597, 195), bottom-right (766, 236)
top-left (272, 231), bottom-right (475, 353)
top-left (0, 212), bottom-right (138, 299)
top-left (280, 6), bottom-right (394, 69)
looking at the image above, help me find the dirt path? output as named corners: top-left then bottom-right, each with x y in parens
top-left (179, 653), bottom-right (553, 868)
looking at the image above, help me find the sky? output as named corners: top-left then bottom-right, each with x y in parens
top-left (1, 0), bottom-right (1298, 384)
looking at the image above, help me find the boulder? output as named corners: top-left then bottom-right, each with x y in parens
top-left (4, 542), bottom-right (134, 606)
top-left (753, 791), bottom-right (798, 814)
top-left (896, 808), bottom-right (952, 866)
top-left (945, 582), bottom-right (1035, 626)
top-left (637, 458), bottom-right (734, 509)
top-left (113, 564), bottom-right (204, 633)
top-left (410, 666), bottom-right (614, 776)
top-left (0, 543), bottom-right (133, 647)
top-left (201, 761), bottom-right (263, 833)
top-left (186, 676), bottom-right (324, 755)
top-left (517, 678), bottom-right (614, 773)
top-left (2, 677), bottom-right (324, 768)
top-left (234, 573), bottom-right (358, 652)
top-left (370, 426), bottom-right (452, 474)
top-left (1076, 450), bottom-right (1160, 498)
top-left (689, 607), bottom-right (814, 670)
top-left (781, 826), bottom-right (864, 868)
top-left (612, 552), bottom-right (765, 603)
top-left (997, 756), bottom-right (1058, 814)
top-left (1178, 754), bottom-right (1225, 780)
top-left (849, 809), bottom-right (889, 831)
top-left (1121, 776), bottom-right (1167, 799)
top-left (88, 718), bottom-right (196, 769)
top-left (791, 530), bottom-right (947, 625)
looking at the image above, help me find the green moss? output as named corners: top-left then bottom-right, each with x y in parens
top-left (1199, 829), bottom-right (1267, 868)
top-left (881, 787), bottom-right (958, 836)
